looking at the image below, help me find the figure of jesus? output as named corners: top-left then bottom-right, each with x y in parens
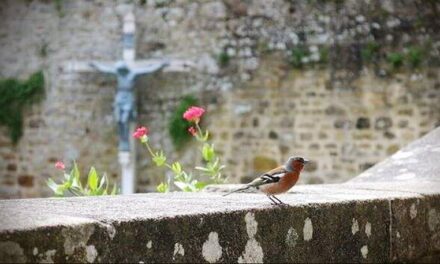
top-left (90, 60), bottom-right (168, 151)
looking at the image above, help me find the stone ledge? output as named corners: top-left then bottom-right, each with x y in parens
top-left (1, 184), bottom-right (439, 263)
top-left (0, 128), bottom-right (439, 263)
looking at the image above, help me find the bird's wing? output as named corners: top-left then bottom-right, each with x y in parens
top-left (248, 166), bottom-right (288, 188)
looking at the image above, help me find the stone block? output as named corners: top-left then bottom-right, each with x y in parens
top-left (375, 117), bottom-right (392, 130)
top-left (6, 164), bottom-right (17, 172)
top-left (253, 156), bottom-right (277, 173)
top-left (268, 131), bottom-right (278, 139)
top-left (325, 105), bottom-right (346, 116)
top-left (356, 117), bottom-right (370, 129)
top-left (17, 175), bottom-right (34, 188)
top-left (0, 192), bottom-right (394, 263)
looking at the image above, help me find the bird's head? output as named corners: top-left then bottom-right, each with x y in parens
top-left (285, 156), bottom-right (310, 172)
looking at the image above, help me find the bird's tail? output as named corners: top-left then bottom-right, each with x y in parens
top-left (222, 185), bottom-right (250, 196)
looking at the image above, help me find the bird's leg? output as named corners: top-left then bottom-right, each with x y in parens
top-left (267, 195), bottom-right (279, 205)
top-left (271, 195), bottom-right (285, 205)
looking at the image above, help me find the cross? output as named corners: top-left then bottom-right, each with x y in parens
top-left (62, 12), bottom-right (194, 194)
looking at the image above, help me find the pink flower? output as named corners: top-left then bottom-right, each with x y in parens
top-left (188, 126), bottom-right (197, 136)
top-left (183, 106), bottom-right (205, 123)
top-left (133, 126), bottom-right (149, 139)
top-left (55, 161), bottom-right (65, 170)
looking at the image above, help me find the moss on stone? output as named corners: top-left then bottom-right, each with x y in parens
top-left (0, 71), bottom-right (45, 143)
top-left (168, 95), bottom-right (199, 150)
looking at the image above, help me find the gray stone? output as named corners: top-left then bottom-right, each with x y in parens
top-left (375, 117), bottom-right (392, 130)
top-left (356, 117), bottom-right (370, 129)
top-left (349, 127), bottom-right (440, 184)
top-left (268, 131), bottom-right (278, 139)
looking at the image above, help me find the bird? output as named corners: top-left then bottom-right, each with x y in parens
top-left (223, 156), bottom-right (309, 205)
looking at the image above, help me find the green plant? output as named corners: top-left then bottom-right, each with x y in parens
top-left (257, 41), bottom-right (270, 53)
top-left (47, 162), bottom-right (118, 197)
top-left (39, 42), bottom-right (49, 58)
top-left (407, 46), bottom-right (423, 68)
top-left (136, 128), bottom-right (207, 193)
top-left (168, 95), bottom-right (198, 149)
top-left (0, 71), bottom-right (44, 143)
top-left (53, 0), bottom-right (64, 17)
top-left (217, 51), bottom-right (230, 68)
top-left (387, 52), bottom-right (404, 69)
top-left (135, 106), bottom-right (226, 193)
top-left (154, 0), bottom-right (174, 8)
top-left (290, 46), bottom-right (309, 68)
top-left (194, 128), bottom-right (226, 184)
top-left (361, 41), bottom-right (380, 63)
top-left (319, 46), bottom-right (329, 64)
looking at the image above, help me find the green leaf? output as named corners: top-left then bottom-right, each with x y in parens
top-left (182, 172), bottom-right (192, 183)
top-left (57, 181), bottom-right (70, 195)
top-left (174, 172), bottom-right (184, 182)
top-left (174, 181), bottom-right (190, 192)
top-left (71, 161), bottom-right (81, 189)
top-left (171, 162), bottom-right (182, 174)
top-left (152, 151), bottom-right (166, 166)
top-left (98, 173), bottom-right (107, 190)
top-left (195, 166), bottom-right (210, 172)
top-left (203, 131), bottom-right (209, 141)
top-left (156, 182), bottom-right (169, 193)
top-left (72, 161), bottom-right (80, 178)
top-left (202, 143), bottom-right (215, 161)
top-left (111, 184), bottom-right (118, 195)
top-left (69, 186), bottom-right (83, 196)
top-left (47, 178), bottom-right (62, 196)
top-left (194, 181), bottom-right (208, 190)
top-left (87, 167), bottom-right (98, 191)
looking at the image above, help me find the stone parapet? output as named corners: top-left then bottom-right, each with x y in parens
top-left (0, 128), bottom-right (439, 262)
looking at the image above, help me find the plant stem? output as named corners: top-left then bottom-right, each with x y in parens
top-left (68, 188), bottom-right (82, 197)
top-left (144, 141), bottom-right (155, 157)
top-left (195, 122), bottom-right (205, 141)
top-left (144, 142), bottom-right (173, 170)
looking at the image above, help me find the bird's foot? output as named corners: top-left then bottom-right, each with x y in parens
top-left (271, 195), bottom-right (286, 205)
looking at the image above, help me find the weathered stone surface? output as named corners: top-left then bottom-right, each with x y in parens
top-left (0, 190), bottom-right (412, 262)
top-left (252, 156), bottom-right (277, 173)
top-left (1, 0), bottom-right (440, 197)
top-left (375, 117), bottom-right (392, 130)
top-left (0, 183), bottom-right (439, 263)
top-left (17, 175), bottom-right (33, 188)
top-left (1, 129), bottom-right (440, 262)
top-left (349, 127), bottom-right (440, 183)
top-left (356, 117), bottom-right (370, 129)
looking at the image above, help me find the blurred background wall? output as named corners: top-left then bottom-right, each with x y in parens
top-left (0, 0), bottom-right (439, 198)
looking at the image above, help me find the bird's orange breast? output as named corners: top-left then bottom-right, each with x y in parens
top-left (260, 172), bottom-right (300, 195)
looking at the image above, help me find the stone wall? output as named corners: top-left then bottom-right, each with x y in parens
top-left (0, 0), bottom-right (439, 197)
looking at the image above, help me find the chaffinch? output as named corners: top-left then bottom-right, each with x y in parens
top-left (223, 156), bottom-right (309, 205)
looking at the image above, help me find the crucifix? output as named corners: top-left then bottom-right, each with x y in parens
top-left (64, 12), bottom-right (193, 194)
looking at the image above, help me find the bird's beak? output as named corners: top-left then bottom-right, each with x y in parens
top-left (303, 159), bottom-right (310, 164)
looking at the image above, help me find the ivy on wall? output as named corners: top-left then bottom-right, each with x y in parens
top-left (0, 71), bottom-right (45, 143)
top-left (168, 95), bottom-right (198, 150)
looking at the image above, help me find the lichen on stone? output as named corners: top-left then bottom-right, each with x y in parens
top-left (238, 212), bottom-right (264, 263)
top-left (202, 232), bottom-right (222, 263)
top-left (303, 218), bottom-right (313, 241)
